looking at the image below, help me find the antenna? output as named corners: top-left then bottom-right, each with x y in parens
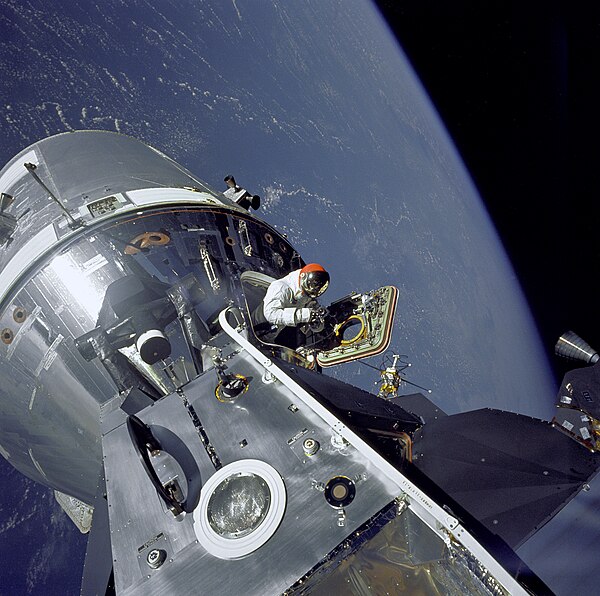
top-left (24, 162), bottom-right (82, 228)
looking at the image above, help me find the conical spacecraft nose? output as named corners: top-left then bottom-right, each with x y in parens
top-left (555, 330), bottom-right (599, 364)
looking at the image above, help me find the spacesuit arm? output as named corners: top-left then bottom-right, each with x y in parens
top-left (263, 283), bottom-right (311, 326)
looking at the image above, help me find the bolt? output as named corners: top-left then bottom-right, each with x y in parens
top-left (303, 437), bottom-right (320, 456)
top-left (146, 548), bottom-right (166, 569)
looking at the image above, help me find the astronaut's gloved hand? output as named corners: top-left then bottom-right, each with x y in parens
top-left (305, 307), bottom-right (326, 333)
top-left (295, 307), bottom-right (313, 324)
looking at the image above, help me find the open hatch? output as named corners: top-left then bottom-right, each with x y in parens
top-left (240, 270), bottom-right (398, 368)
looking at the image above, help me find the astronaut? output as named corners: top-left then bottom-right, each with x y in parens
top-left (256, 263), bottom-right (330, 346)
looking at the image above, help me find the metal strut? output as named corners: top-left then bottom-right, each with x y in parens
top-left (199, 244), bottom-right (220, 292)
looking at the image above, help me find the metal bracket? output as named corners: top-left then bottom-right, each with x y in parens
top-left (199, 244), bottom-right (220, 292)
top-left (238, 220), bottom-right (253, 256)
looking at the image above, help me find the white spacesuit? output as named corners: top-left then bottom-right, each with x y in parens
top-left (263, 269), bottom-right (315, 327)
top-left (260, 264), bottom-right (330, 343)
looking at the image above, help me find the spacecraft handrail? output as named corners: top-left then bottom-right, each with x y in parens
top-left (217, 306), bottom-right (528, 596)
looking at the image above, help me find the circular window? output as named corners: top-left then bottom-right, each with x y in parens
top-left (335, 315), bottom-right (366, 346)
top-left (207, 472), bottom-right (271, 538)
top-left (194, 460), bottom-right (286, 559)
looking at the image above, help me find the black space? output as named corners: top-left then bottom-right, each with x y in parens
top-left (374, 1), bottom-right (600, 383)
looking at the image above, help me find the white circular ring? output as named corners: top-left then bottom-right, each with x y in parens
top-left (193, 459), bottom-right (286, 559)
top-left (136, 329), bottom-right (166, 352)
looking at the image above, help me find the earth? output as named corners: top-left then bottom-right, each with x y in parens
top-left (0, 1), bottom-right (594, 594)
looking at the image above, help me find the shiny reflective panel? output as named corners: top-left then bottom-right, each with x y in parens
top-left (288, 503), bottom-right (508, 596)
top-left (0, 205), bottom-right (300, 501)
top-left (207, 472), bottom-right (271, 539)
